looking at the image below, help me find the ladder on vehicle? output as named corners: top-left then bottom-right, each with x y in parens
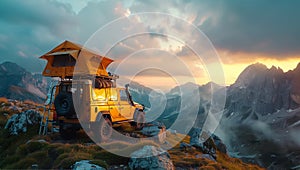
top-left (38, 80), bottom-right (58, 135)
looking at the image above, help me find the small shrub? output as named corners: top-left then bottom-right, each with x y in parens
top-left (93, 150), bottom-right (129, 165)
top-left (53, 152), bottom-right (71, 166)
top-left (28, 150), bottom-right (48, 160)
top-left (16, 144), bottom-right (28, 155)
top-left (0, 155), bottom-right (22, 167)
top-left (7, 157), bottom-right (37, 169)
top-left (26, 141), bottom-right (49, 153)
top-left (54, 152), bottom-right (92, 169)
top-left (55, 145), bottom-right (72, 155)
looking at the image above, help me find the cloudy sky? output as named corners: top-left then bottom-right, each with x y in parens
top-left (0, 0), bottom-right (299, 90)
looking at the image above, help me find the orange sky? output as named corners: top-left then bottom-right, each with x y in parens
top-left (126, 54), bottom-right (300, 92)
top-left (220, 51), bottom-right (300, 85)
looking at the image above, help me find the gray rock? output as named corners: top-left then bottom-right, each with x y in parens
top-left (179, 142), bottom-right (191, 150)
top-left (195, 154), bottom-right (216, 161)
top-left (212, 134), bottom-right (227, 154)
top-left (141, 122), bottom-right (167, 143)
top-left (189, 128), bottom-right (205, 147)
top-left (4, 110), bottom-right (41, 135)
top-left (141, 125), bottom-right (161, 136)
top-left (189, 128), bottom-right (217, 159)
top-left (72, 160), bottom-right (106, 170)
top-left (129, 145), bottom-right (174, 170)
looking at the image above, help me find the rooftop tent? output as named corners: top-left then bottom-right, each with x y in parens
top-left (40, 40), bottom-right (114, 78)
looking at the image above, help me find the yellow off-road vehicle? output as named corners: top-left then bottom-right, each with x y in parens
top-left (50, 78), bottom-right (145, 140)
top-left (38, 40), bottom-right (145, 140)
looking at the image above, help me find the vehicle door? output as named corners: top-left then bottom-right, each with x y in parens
top-left (107, 88), bottom-right (123, 121)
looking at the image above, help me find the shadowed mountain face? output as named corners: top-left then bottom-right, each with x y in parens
top-left (128, 62), bottom-right (300, 169)
top-left (219, 63), bottom-right (300, 169)
top-left (0, 62), bottom-right (48, 103)
top-left (226, 63), bottom-right (300, 118)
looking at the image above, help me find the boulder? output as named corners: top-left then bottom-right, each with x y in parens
top-left (195, 154), bottom-right (216, 161)
top-left (179, 142), bottom-right (196, 151)
top-left (189, 128), bottom-right (217, 159)
top-left (189, 128), bottom-right (205, 147)
top-left (4, 110), bottom-right (41, 135)
top-left (72, 160), bottom-right (106, 170)
top-left (141, 122), bottom-right (167, 143)
top-left (129, 145), bottom-right (174, 170)
top-left (211, 134), bottom-right (227, 154)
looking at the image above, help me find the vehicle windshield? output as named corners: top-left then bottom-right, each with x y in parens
top-left (92, 88), bottom-right (118, 101)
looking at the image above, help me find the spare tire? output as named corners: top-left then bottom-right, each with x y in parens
top-left (54, 92), bottom-right (75, 117)
top-left (104, 80), bottom-right (111, 88)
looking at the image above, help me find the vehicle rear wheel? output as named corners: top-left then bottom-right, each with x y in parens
top-left (54, 92), bottom-right (75, 117)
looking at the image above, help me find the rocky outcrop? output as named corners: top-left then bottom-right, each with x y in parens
top-left (72, 160), bottom-right (106, 170)
top-left (189, 128), bottom-right (217, 160)
top-left (211, 134), bottom-right (227, 154)
top-left (141, 122), bottom-right (167, 143)
top-left (178, 128), bottom-right (228, 162)
top-left (4, 110), bottom-right (41, 135)
top-left (128, 145), bottom-right (174, 170)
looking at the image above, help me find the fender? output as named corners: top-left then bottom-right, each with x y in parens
top-left (133, 109), bottom-right (144, 121)
top-left (96, 111), bottom-right (112, 122)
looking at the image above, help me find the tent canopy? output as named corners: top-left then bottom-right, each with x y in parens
top-left (40, 40), bottom-right (114, 78)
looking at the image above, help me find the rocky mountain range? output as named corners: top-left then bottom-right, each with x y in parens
top-left (219, 63), bottom-right (300, 169)
top-left (129, 62), bottom-right (300, 169)
top-left (0, 62), bottom-right (49, 103)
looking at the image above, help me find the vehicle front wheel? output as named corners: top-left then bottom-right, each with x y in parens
top-left (93, 117), bottom-right (113, 142)
top-left (131, 111), bottom-right (145, 130)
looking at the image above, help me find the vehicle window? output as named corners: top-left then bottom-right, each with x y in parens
top-left (109, 89), bottom-right (118, 101)
top-left (92, 88), bottom-right (107, 101)
top-left (119, 89), bottom-right (128, 101)
top-left (52, 54), bottom-right (76, 67)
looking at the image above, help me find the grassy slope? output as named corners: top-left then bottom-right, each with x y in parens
top-left (0, 99), bottom-right (264, 169)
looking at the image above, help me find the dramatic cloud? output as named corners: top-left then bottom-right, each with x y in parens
top-left (196, 0), bottom-right (300, 57)
top-left (0, 0), bottom-right (77, 72)
top-left (0, 0), bottom-right (299, 85)
top-left (0, 0), bottom-right (131, 72)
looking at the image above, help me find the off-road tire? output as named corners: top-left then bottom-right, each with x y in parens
top-left (131, 111), bottom-right (145, 130)
top-left (54, 92), bottom-right (75, 117)
top-left (93, 117), bottom-right (113, 142)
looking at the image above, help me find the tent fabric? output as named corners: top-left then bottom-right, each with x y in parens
top-left (47, 50), bottom-right (79, 59)
top-left (39, 40), bottom-right (114, 78)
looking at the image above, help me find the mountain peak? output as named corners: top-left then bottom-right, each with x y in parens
top-left (0, 61), bottom-right (27, 75)
top-left (294, 62), bottom-right (300, 71)
top-left (168, 82), bottom-right (199, 94)
top-left (248, 62), bottom-right (268, 70)
top-left (234, 63), bottom-right (268, 87)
